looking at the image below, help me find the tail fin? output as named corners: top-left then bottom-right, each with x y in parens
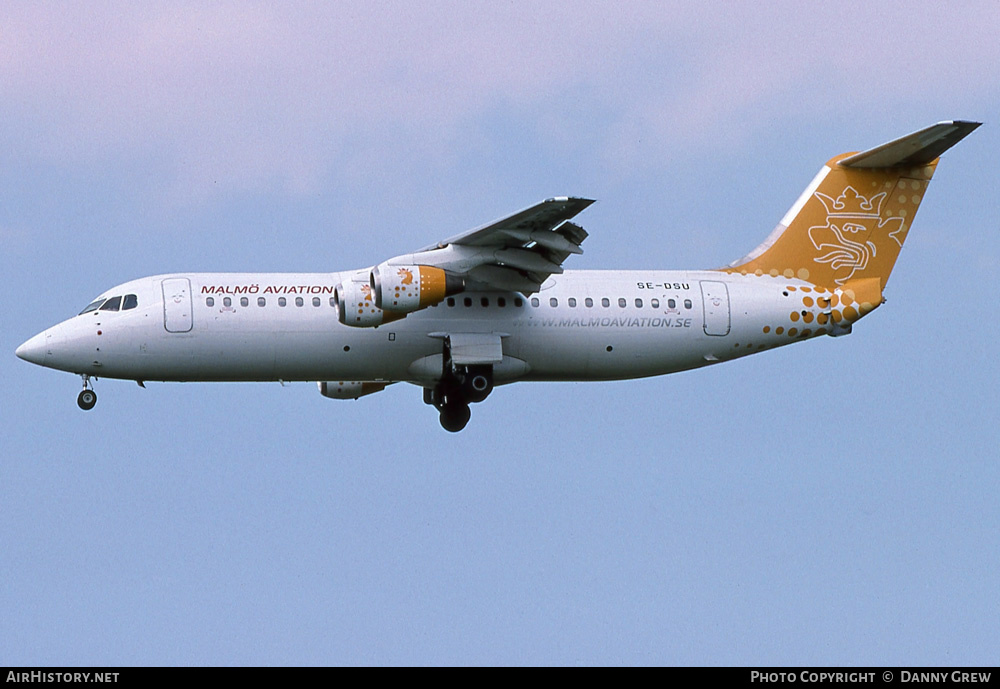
top-left (726, 121), bottom-right (980, 290)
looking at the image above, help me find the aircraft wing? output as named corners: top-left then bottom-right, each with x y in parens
top-left (380, 196), bottom-right (595, 294)
top-left (421, 196), bottom-right (594, 251)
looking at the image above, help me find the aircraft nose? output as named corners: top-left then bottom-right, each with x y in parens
top-left (15, 332), bottom-right (48, 365)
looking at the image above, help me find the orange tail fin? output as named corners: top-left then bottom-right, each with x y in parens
top-left (726, 121), bottom-right (980, 290)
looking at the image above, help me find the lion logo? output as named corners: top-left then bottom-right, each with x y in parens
top-left (397, 268), bottom-right (414, 286)
top-left (809, 186), bottom-right (903, 285)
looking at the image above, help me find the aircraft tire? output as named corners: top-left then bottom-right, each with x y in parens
top-left (77, 389), bottom-right (97, 411)
top-left (439, 402), bottom-right (471, 432)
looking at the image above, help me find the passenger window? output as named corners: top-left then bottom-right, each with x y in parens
top-left (585, 297), bottom-right (593, 307)
top-left (568, 298), bottom-right (577, 307)
top-left (618, 298), bottom-right (626, 308)
top-left (295, 297), bottom-right (304, 307)
top-left (684, 299), bottom-right (692, 309)
top-left (223, 297), bottom-right (232, 307)
top-left (514, 298), bottom-right (523, 307)
top-left (206, 297), bottom-right (215, 307)
top-left (240, 297), bottom-right (249, 307)
top-left (329, 297), bottom-right (336, 307)
top-left (123, 294), bottom-right (138, 310)
top-left (312, 297), bottom-right (320, 307)
top-left (530, 298), bottom-right (539, 307)
top-left (651, 298), bottom-right (659, 308)
top-left (464, 297), bottom-right (472, 307)
top-left (668, 298), bottom-right (676, 308)
top-left (498, 297), bottom-right (506, 308)
top-left (635, 298), bottom-right (643, 308)
top-left (602, 298), bottom-right (610, 308)
top-left (447, 297), bottom-right (455, 307)
top-left (549, 298), bottom-right (558, 307)
top-left (100, 296), bottom-right (122, 311)
top-left (481, 297), bottom-right (489, 307)
top-left (259, 297), bottom-right (267, 307)
top-left (278, 297), bottom-right (287, 307)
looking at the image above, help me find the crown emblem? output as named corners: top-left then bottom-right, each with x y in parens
top-left (814, 186), bottom-right (885, 218)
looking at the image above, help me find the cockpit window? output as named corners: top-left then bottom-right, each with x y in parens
top-left (123, 294), bottom-right (138, 310)
top-left (79, 298), bottom-right (107, 315)
top-left (99, 296), bottom-right (122, 312)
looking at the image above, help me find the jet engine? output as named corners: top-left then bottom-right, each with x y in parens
top-left (334, 279), bottom-right (405, 327)
top-left (317, 381), bottom-right (388, 399)
top-left (370, 264), bottom-right (464, 313)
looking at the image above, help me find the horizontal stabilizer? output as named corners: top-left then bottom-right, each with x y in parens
top-left (839, 120), bottom-right (981, 168)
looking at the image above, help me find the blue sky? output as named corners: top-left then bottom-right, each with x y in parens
top-left (2, 2), bottom-right (999, 665)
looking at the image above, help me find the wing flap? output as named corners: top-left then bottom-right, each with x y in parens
top-left (466, 265), bottom-right (544, 293)
top-left (500, 228), bottom-right (584, 254)
top-left (494, 247), bottom-right (564, 275)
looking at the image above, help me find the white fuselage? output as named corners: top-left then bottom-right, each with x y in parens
top-left (19, 269), bottom-right (827, 386)
top-left (18, 122), bottom-right (976, 429)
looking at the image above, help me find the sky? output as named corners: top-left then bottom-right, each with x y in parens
top-left (2, 2), bottom-right (999, 666)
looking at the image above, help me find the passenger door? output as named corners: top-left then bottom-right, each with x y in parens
top-left (700, 280), bottom-right (730, 336)
top-left (162, 278), bottom-right (193, 333)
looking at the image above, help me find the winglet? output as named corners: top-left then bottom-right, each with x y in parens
top-left (839, 120), bottom-right (981, 168)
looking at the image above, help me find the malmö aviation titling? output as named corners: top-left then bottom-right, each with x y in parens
top-left (17, 121), bottom-right (979, 431)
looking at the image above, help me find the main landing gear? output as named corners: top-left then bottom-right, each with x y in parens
top-left (424, 342), bottom-right (495, 432)
top-left (77, 375), bottom-right (97, 410)
top-left (430, 389), bottom-right (473, 433)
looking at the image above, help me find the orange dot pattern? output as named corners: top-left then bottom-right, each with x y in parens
top-left (757, 281), bottom-right (879, 343)
top-left (743, 276), bottom-right (884, 356)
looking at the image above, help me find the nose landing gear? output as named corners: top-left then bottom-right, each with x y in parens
top-left (77, 375), bottom-right (97, 410)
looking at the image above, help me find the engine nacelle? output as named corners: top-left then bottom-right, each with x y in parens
top-left (318, 381), bottom-right (388, 399)
top-left (335, 279), bottom-right (405, 328)
top-left (370, 264), bottom-right (464, 313)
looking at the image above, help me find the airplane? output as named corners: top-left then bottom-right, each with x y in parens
top-left (16, 120), bottom-right (980, 431)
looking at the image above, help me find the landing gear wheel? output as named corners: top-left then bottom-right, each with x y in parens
top-left (77, 389), bottom-right (97, 411)
top-left (439, 402), bottom-right (471, 432)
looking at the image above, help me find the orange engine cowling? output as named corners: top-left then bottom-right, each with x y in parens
top-left (370, 264), bottom-right (464, 313)
top-left (334, 279), bottom-right (405, 328)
